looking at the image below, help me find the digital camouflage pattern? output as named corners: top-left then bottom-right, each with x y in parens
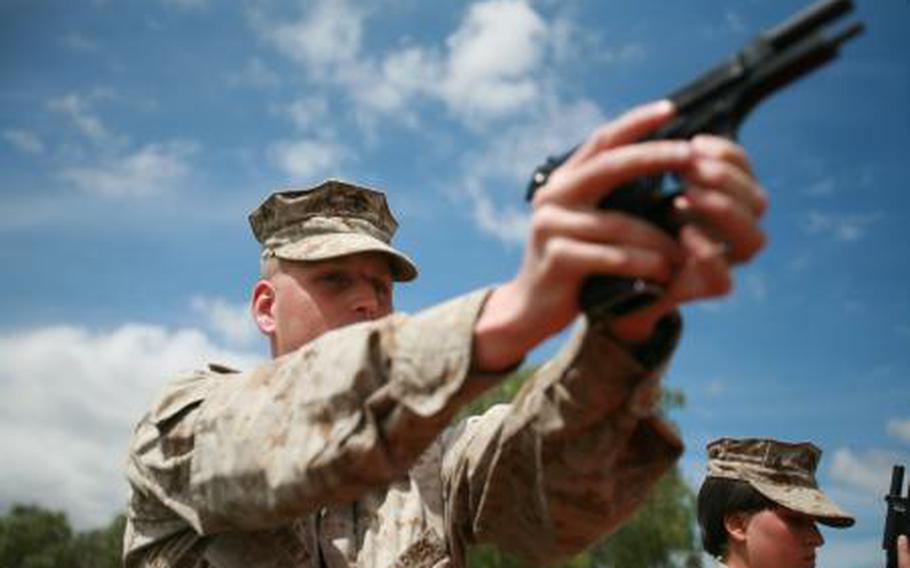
top-left (706, 437), bottom-right (855, 527)
top-left (248, 180), bottom-right (418, 282)
top-left (124, 290), bottom-right (685, 567)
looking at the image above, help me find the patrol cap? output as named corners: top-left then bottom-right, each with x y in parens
top-left (706, 437), bottom-right (855, 528)
top-left (249, 179), bottom-right (418, 281)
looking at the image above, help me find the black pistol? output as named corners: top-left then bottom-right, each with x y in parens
top-left (885, 465), bottom-right (910, 568)
top-left (526, 0), bottom-right (864, 320)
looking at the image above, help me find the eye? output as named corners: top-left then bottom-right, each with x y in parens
top-left (318, 271), bottom-right (353, 290)
top-left (372, 277), bottom-right (391, 301)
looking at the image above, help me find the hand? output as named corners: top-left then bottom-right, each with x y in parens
top-left (474, 100), bottom-right (763, 369)
top-left (607, 130), bottom-right (768, 342)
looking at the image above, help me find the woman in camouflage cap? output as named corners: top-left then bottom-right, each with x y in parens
top-left (696, 437), bottom-right (854, 568)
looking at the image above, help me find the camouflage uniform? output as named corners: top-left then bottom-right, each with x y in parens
top-left (123, 180), bottom-right (685, 568)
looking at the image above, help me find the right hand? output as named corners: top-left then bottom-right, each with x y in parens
top-left (472, 99), bottom-right (766, 371)
top-left (473, 101), bottom-right (693, 371)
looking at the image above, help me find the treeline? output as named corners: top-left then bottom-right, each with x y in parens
top-left (0, 505), bottom-right (123, 568)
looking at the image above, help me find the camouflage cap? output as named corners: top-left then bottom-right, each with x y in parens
top-left (249, 179), bottom-right (418, 281)
top-left (706, 437), bottom-right (855, 527)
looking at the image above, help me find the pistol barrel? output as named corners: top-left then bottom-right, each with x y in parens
top-left (765, 0), bottom-right (854, 49)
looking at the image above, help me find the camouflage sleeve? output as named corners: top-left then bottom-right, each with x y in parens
top-left (440, 315), bottom-right (685, 566)
top-left (125, 289), bottom-right (508, 537)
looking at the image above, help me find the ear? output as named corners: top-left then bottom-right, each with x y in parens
top-left (724, 511), bottom-right (751, 544)
top-left (251, 280), bottom-right (277, 336)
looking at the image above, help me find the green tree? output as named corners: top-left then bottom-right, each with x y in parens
top-left (462, 368), bottom-right (702, 568)
top-left (0, 504), bottom-right (123, 568)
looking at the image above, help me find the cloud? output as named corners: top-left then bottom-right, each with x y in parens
top-left (438, 0), bottom-right (547, 119)
top-left (191, 296), bottom-right (259, 347)
top-left (265, 0), bottom-right (364, 72)
top-left (161, 0), bottom-right (209, 10)
top-left (60, 140), bottom-right (198, 198)
top-left (3, 129), bottom-right (45, 155)
top-left (887, 418), bottom-right (910, 444)
top-left (266, 138), bottom-right (345, 180)
top-left (744, 271), bottom-right (768, 301)
top-left (803, 210), bottom-right (883, 242)
top-left (829, 447), bottom-right (908, 496)
top-left (255, 0), bottom-right (554, 126)
top-left (805, 177), bottom-right (836, 197)
top-left (0, 324), bottom-right (262, 529)
top-left (227, 57), bottom-right (281, 90)
top-left (457, 97), bottom-right (605, 244)
top-left (60, 33), bottom-right (99, 53)
top-left (47, 92), bottom-right (119, 146)
top-left (276, 97), bottom-right (331, 132)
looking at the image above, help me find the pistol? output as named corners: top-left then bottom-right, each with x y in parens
top-left (885, 465), bottom-right (910, 568)
top-left (526, 0), bottom-right (864, 320)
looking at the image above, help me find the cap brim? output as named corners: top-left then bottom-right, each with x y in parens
top-left (751, 480), bottom-right (855, 528)
top-left (271, 232), bottom-right (418, 282)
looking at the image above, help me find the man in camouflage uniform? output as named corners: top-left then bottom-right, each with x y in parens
top-left (123, 101), bottom-right (768, 567)
top-left (696, 437), bottom-right (854, 568)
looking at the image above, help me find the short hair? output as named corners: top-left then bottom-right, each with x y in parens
top-left (697, 476), bottom-right (777, 558)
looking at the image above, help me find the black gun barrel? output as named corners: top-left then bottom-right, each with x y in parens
top-left (765, 0), bottom-right (854, 48)
top-left (831, 22), bottom-right (866, 48)
top-left (891, 465), bottom-right (906, 497)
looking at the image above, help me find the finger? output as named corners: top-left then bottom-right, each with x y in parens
top-left (536, 140), bottom-right (692, 207)
top-left (569, 100), bottom-right (676, 166)
top-left (685, 155), bottom-right (768, 217)
top-left (899, 534), bottom-right (910, 568)
top-left (691, 134), bottom-right (754, 177)
top-left (666, 225), bottom-right (732, 302)
top-left (539, 237), bottom-right (676, 286)
top-left (531, 204), bottom-right (682, 263)
top-left (682, 187), bottom-right (766, 263)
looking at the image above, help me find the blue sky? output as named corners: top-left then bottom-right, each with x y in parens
top-left (1, 1), bottom-right (908, 566)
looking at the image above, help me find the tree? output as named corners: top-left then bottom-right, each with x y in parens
top-left (461, 368), bottom-right (702, 568)
top-left (0, 504), bottom-right (123, 568)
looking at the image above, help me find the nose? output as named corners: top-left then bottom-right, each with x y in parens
top-left (806, 521), bottom-right (824, 548)
top-left (350, 278), bottom-right (380, 320)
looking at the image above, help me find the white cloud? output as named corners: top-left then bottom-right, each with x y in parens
top-left (61, 33), bottom-right (99, 52)
top-left (887, 418), bottom-right (910, 444)
top-left (48, 92), bottom-right (118, 146)
top-left (3, 129), bottom-right (45, 155)
top-left (227, 57), bottom-right (281, 89)
top-left (266, 138), bottom-right (344, 180)
top-left (266, 0), bottom-right (364, 72)
top-left (439, 0), bottom-right (547, 119)
top-left (191, 296), bottom-right (259, 347)
top-left (457, 97), bottom-right (605, 244)
top-left (61, 140), bottom-right (198, 198)
top-left (805, 177), bottom-right (836, 197)
top-left (829, 447), bottom-right (908, 496)
top-left (280, 97), bottom-right (331, 131)
top-left (803, 210), bottom-right (883, 242)
top-left (744, 271), bottom-right (768, 301)
top-left (0, 324), bottom-right (261, 529)
top-left (256, 0), bottom-right (554, 126)
top-left (161, 0), bottom-right (209, 10)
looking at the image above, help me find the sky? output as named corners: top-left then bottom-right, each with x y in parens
top-left (0, 0), bottom-right (908, 566)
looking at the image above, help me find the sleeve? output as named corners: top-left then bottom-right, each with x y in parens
top-left (440, 314), bottom-right (685, 566)
top-left (125, 289), bottom-right (511, 537)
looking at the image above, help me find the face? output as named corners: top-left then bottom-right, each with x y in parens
top-left (729, 507), bottom-right (824, 568)
top-left (253, 252), bottom-right (394, 356)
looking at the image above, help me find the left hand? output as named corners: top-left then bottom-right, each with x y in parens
top-left (608, 133), bottom-right (768, 342)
